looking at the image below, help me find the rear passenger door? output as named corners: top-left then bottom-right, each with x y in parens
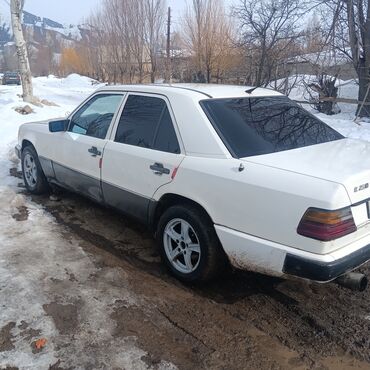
top-left (102, 94), bottom-right (184, 223)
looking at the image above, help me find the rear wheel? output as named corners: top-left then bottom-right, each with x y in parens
top-left (21, 145), bottom-right (49, 194)
top-left (157, 204), bottom-right (226, 283)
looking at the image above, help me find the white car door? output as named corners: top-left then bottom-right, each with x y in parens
top-left (51, 92), bottom-right (124, 202)
top-left (102, 93), bottom-right (185, 223)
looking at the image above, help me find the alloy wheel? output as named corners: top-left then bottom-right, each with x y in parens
top-left (163, 218), bottom-right (201, 274)
top-left (23, 153), bottom-right (37, 188)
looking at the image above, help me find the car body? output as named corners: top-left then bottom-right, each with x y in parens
top-left (15, 84), bottom-right (370, 284)
top-left (3, 71), bottom-right (21, 85)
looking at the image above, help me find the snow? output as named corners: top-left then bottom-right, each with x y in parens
top-left (0, 74), bottom-right (176, 369)
top-left (269, 74), bottom-right (358, 102)
top-left (43, 24), bottom-right (84, 41)
top-left (287, 48), bottom-right (350, 67)
top-left (0, 74), bottom-right (96, 185)
top-left (280, 75), bottom-right (370, 141)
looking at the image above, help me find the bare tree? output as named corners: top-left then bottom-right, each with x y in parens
top-left (127, 0), bottom-right (146, 82)
top-left (183, 0), bottom-right (234, 83)
top-left (144, 0), bottom-right (166, 83)
top-left (82, 0), bottom-right (241, 84)
top-left (234, 0), bottom-right (305, 87)
top-left (10, 0), bottom-right (34, 103)
top-left (184, 0), bottom-right (205, 81)
top-left (86, 0), bottom-right (154, 84)
top-left (311, 0), bottom-right (370, 117)
top-left (303, 13), bottom-right (326, 54)
top-left (341, 0), bottom-right (370, 116)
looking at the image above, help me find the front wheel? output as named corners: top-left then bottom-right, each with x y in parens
top-left (157, 205), bottom-right (226, 283)
top-left (21, 146), bottom-right (49, 194)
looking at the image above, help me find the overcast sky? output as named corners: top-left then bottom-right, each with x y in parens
top-left (24, 0), bottom-right (101, 24)
top-left (0, 0), bottom-right (235, 26)
top-left (25, 0), bottom-right (236, 25)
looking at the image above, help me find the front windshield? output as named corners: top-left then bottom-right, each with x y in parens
top-left (200, 96), bottom-right (344, 158)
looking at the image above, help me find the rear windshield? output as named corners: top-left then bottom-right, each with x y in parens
top-left (200, 96), bottom-right (344, 158)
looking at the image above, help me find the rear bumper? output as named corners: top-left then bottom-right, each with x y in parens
top-left (15, 144), bottom-right (21, 159)
top-left (283, 244), bottom-right (370, 281)
top-left (215, 224), bottom-right (370, 282)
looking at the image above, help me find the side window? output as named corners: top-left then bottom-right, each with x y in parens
top-left (153, 107), bottom-right (180, 154)
top-left (115, 95), bottom-right (180, 153)
top-left (69, 94), bottom-right (123, 139)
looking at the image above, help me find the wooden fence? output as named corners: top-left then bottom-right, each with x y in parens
top-left (295, 97), bottom-right (370, 106)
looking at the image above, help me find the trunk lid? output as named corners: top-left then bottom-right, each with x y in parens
top-left (243, 138), bottom-right (370, 204)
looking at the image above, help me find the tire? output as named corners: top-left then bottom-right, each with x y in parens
top-left (157, 204), bottom-right (226, 283)
top-left (21, 145), bottom-right (49, 194)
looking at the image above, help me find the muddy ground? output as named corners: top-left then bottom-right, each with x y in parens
top-left (3, 171), bottom-right (370, 369)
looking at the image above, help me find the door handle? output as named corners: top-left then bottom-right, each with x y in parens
top-left (88, 146), bottom-right (102, 157)
top-left (150, 162), bottom-right (170, 175)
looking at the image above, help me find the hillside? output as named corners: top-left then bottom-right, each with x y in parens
top-left (0, 8), bottom-right (90, 75)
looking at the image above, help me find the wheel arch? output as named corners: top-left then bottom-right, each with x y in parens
top-left (149, 193), bottom-right (215, 234)
top-left (21, 139), bottom-right (36, 151)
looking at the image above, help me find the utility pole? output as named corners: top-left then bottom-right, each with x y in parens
top-left (165, 6), bottom-right (171, 83)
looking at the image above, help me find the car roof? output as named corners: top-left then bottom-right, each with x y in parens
top-left (96, 83), bottom-right (283, 99)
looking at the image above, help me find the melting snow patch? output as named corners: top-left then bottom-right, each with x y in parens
top-left (0, 76), bottom-right (177, 369)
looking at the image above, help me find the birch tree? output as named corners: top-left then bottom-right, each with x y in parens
top-left (10, 0), bottom-right (34, 103)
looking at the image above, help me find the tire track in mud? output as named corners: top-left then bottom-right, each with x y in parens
top-left (24, 185), bottom-right (370, 370)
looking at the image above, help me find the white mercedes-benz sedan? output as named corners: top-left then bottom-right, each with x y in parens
top-left (15, 84), bottom-right (370, 290)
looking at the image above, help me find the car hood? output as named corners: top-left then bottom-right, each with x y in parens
top-left (243, 138), bottom-right (370, 204)
top-left (24, 118), bottom-right (64, 125)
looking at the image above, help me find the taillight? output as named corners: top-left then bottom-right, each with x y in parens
top-left (297, 207), bottom-right (357, 241)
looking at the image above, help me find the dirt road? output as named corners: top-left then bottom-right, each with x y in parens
top-left (3, 170), bottom-right (370, 369)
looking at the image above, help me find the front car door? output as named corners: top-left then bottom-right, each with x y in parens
top-left (102, 93), bottom-right (185, 223)
top-left (52, 92), bottom-right (124, 202)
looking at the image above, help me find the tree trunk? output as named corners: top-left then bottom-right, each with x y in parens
top-left (253, 32), bottom-right (267, 86)
top-left (356, 59), bottom-right (370, 117)
top-left (346, 0), bottom-right (370, 117)
top-left (206, 65), bottom-right (211, 83)
top-left (356, 1), bottom-right (370, 117)
top-left (150, 53), bottom-right (156, 83)
top-left (10, 0), bottom-right (34, 103)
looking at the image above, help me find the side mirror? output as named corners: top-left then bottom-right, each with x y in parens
top-left (49, 119), bottom-right (69, 133)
